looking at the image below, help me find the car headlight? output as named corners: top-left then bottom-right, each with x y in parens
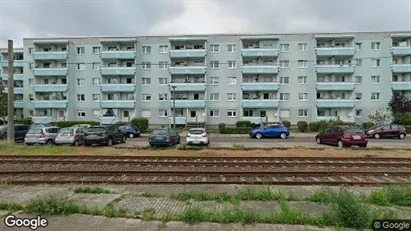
top-left (367, 130), bottom-right (374, 134)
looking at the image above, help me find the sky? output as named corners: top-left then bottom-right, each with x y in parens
top-left (0, 0), bottom-right (411, 47)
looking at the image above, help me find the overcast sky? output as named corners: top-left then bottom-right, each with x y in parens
top-left (1, 0), bottom-right (411, 47)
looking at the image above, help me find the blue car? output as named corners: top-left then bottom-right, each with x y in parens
top-left (118, 125), bottom-right (140, 138)
top-left (249, 124), bottom-right (290, 139)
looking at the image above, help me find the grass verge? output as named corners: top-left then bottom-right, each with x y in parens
top-left (0, 144), bottom-right (74, 154)
top-left (73, 186), bottom-right (113, 194)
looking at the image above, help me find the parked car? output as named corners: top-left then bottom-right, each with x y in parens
top-left (72, 124), bottom-right (92, 129)
top-left (186, 128), bottom-right (210, 145)
top-left (118, 125), bottom-right (140, 138)
top-left (83, 125), bottom-right (126, 146)
top-left (315, 126), bottom-right (368, 148)
top-left (249, 124), bottom-right (289, 139)
top-left (365, 124), bottom-right (407, 139)
top-left (55, 127), bottom-right (86, 146)
top-left (148, 128), bottom-right (180, 147)
top-left (24, 126), bottom-right (60, 145)
top-left (0, 124), bottom-right (30, 141)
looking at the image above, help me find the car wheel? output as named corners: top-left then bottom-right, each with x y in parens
top-left (337, 140), bottom-right (344, 148)
top-left (399, 133), bottom-right (406, 140)
top-left (280, 132), bottom-right (287, 139)
top-left (107, 138), bottom-right (113, 146)
top-left (129, 133), bottom-right (134, 138)
top-left (121, 136), bottom-right (126, 143)
top-left (45, 139), bottom-right (53, 146)
top-left (374, 134), bottom-right (380, 139)
top-left (73, 140), bottom-right (80, 146)
top-left (316, 137), bottom-right (322, 144)
top-left (85, 143), bottom-right (91, 147)
top-left (255, 133), bottom-right (263, 139)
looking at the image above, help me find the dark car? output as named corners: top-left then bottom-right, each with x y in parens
top-left (118, 125), bottom-right (140, 138)
top-left (0, 124), bottom-right (30, 142)
top-left (365, 124), bottom-right (407, 140)
top-left (249, 124), bottom-right (290, 139)
top-left (148, 128), bottom-right (180, 147)
top-left (315, 126), bottom-right (368, 148)
top-left (84, 125), bottom-right (126, 146)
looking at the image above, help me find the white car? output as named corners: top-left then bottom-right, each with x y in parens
top-left (186, 128), bottom-right (210, 145)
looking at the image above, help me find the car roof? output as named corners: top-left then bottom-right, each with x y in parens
top-left (189, 128), bottom-right (206, 131)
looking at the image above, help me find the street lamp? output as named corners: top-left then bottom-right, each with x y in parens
top-left (171, 85), bottom-right (176, 129)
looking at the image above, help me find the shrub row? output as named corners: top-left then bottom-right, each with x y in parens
top-left (131, 117), bottom-right (149, 132)
top-left (220, 127), bottom-right (251, 134)
top-left (235, 120), bottom-right (252, 128)
top-left (15, 118), bottom-right (33, 126)
top-left (404, 125), bottom-right (411, 133)
top-left (56, 121), bottom-right (100, 128)
top-left (307, 120), bottom-right (354, 133)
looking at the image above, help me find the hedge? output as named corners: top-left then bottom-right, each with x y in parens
top-left (282, 120), bottom-right (291, 128)
top-left (15, 118), bottom-right (33, 126)
top-left (404, 125), bottom-right (411, 133)
top-left (220, 127), bottom-right (251, 134)
top-left (56, 121), bottom-right (99, 128)
top-left (131, 117), bottom-right (149, 132)
top-left (218, 123), bottom-right (226, 133)
top-left (236, 120), bottom-right (252, 128)
top-left (393, 113), bottom-right (411, 125)
top-left (297, 121), bottom-right (308, 132)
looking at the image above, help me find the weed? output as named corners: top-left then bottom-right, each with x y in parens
top-left (215, 192), bottom-right (233, 203)
top-left (231, 144), bottom-right (245, 149)
top-left (176, 144), bottom-right (201, 150)
top-left (139, 192), bottom-right (163, 198)
top-left (170, 191), bottom-right (214, 201)
top-left (309, 187), bottom-right (337, 203)
top-left (367, 190), bottom-right (390, 206)
top-left (24, 197), bottom-right (80, 215)
top-left (0, 203), bottom-right (24, 211)
top-left (234, 187), bottom-right (288, 201)
top-left (73, 186), bottom-right (113, 194)
top-left (141, 208), bottom-right (156, 221)
top-left (380, 185), bottom-right (411, 206)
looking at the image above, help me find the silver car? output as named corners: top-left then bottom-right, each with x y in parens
top-left (185, 128), bottom-right (210, 145)
top-left (24, 126), bottom-right (60, 145)
top-left (55, 127), bottom-right (86, 146)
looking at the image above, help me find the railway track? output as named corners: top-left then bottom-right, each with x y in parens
top-left (0, 155), bottom-right (410, 186)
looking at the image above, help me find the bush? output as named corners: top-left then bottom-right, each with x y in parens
top-left (15, 118), bottom-right (32, 126)
top-left (332, 120), bottom-right (345, 126)
top-left (236, 120), bottom-right (252, 128)
top-left (392, 112), bottom-right (411, 125)
top-left (308, 121), bottom-right (320, 132)
top-left (131, 117), bottom-right (149, 132)
top-left (218, 123), bottom-right (226, 133)
top-left (363, 122), bottom-right (375, 129)
top-left (220, 127), bottom-right (251, 134)
top-left (297, 121), bottom-right (308, 132)
top-left (404, 125), bottom-right (411, 133)
top-left (282, 120), bottom-right (291, 128)
top-left (56, 121), bottom-right (99, 128)
top-left (318, 120), bottom-right (332, 132)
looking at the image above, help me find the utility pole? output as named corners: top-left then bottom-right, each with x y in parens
top-left (7, 40), bottom-right (15, 143)
top-left (172, 85), bottom-right (176, 129)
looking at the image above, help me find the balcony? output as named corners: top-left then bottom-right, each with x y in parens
top-left (31, 116), bottom-right (52, 124)
top-left (241, 65), bottom-right (280, 74)
top-left (242, 99), bottom-right (280, 108)
top-left (392, 82), bottom-right (411, 91)
top-left (168, 116), bottom-right (188, 125)
top-left (33, 84), bottom-right (68, 92)
top-left (391, 47), bottom-right (411, 56)
top-left (33, 100), bottom-right (68, 109)
top-left (14, 74), bottom-right (24, 81)
top-left (391, 64), bottom-right (411, 73)
top-left (169, 83), bottom-right (206, 91)
top-left (32, 51), bottom-right (68, 60)
top-left (99, 116), bottom-right (120, 125)
top-left (316, 116), bottom-right (339, 121)
top-left (100, 51), bottom-right (136, 59)
top-left (169, 49), bottom-right (207, 58)
top-left (33, 68), bottom-right (68, 76)
top-left (315, 47), bottom-right (356, 56)
top-left (316, 82), bottom-right (355, 91)
top-left (100, 67), bottom-right (136, 76)
top-left (241, 48), bottom-right (280, 57)
top-left (171, 100), bottom-right (206, 108)
top-left (3, 87), bottom-right (23, 94)
top-left (14, 101), bottom-right (24, 108)
top-left (315, 65), bottom-right (355, 74)
top-left (316, 99), bottom-right (355, 108)
top-left (1, 60), bottom-right (24, 67)
top-left (100, 84), bottom-right (135, 92)
top-left (100, 100), bottom-right (136, 109)
top-left (240, 116), bottom-right (266, 124)
top-left (241, 82), bottom-right (280, 91)
top-left (169, 66), bottom-right (206, 75)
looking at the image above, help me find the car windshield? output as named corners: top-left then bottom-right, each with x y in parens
top-left (59, 128), bottom-right (74, 134)
top-left (27, 128), bottom-right (42, 134)
top-left (344, 128), bottom-right (363, 133)
top-left (87, 127), bottom-right (106, 133)
top-left (152, 130), bottom-right (167, 135)
top-left (189, 129), bottom-right (205, 135)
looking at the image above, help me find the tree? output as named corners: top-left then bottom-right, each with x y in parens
top-left (0, 82), bottom-right (7, 124)
top-left (389, 92), bottom-right (411, 114)
top-left (368, 108), bottom-right (393, 125)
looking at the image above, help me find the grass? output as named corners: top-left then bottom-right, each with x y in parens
top-left (139, 192), bottom-right (163, 198)
top-left (176, 144), bottom-right (202, 150)
top-left (231, 144), bottom-right (245, 149)
top-left (25, 197), bottom-right (84, 215)
top-left (141, 208), bottom-right (156, 221)
top-left (0, 144), bottom-right (74, 154)
top-left (73, 186), bottom-right (113, 194)
top-left (0, 202), bottom-right (24, 212)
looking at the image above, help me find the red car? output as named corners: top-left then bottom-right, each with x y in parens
top-left (365, 124), bottom-right (407, 140)
top-left (315, 126), bottom-right (368, 148)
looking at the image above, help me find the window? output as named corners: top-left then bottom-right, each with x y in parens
top-left (92, 63), bottom-right (99, 70)
top-left (298, 93), bottom-right (308, 101)
top-left (355, 93), bottom-right (362, 100)
top-left (280, 109), bottom-right (290, 118)
top-left (371, 75), bottom-right (380, 84)
top-left (142, 94), bottom-right (151, 101)
top-left (371, 42), bottom-right (380, 50)
top-left (92, 94), bottom-right (100, 101)
top-left (298, 60), bottom-right (307, 68)
top-left (159, 77), bottom-right (168, 85)
top-left (158, 109), bottom-right (168, 117)
top-left (159, 94), bottom-right (167, 101)
top-left (355, 59), bottom-right (362, 66)
top-left (29, 94), bottom-right (34, 101)
top-left (298, 76), bottom-right (307, 84)
top-left (280, 60), bottom-right (290, 68)
top-left (372, 59), bottom-right (381, 67)
top-left (228, 61), bottom-right (236, 69)
top-left (142, 46), bottom-right (151, 53)
top-left (210, 77), bottom-right (219, 85)
top-left (355, 109), bottom-right (363, 117)
top-left (210, 109), bottom-right (219, 117)
top-left (77, 78), bottom-right (85, 86)
top-left (93, 78), bottom-right (100, 86)
top-left (227, 93), bottom-right (236, 101)
top-left (280, 44), bottom-right (290, 52)
top-left (142, 78), bottom-right (151, 85)
top-left (210, 61), bottom-right (219, 69)
top-left (28, 48), bottom-right (33, 54)
top-left (77, 63), bottom-right (85, 70)
top-left (227, 44), bottom-right (236, 52)
top-left (227, 77), bottom-right (236, 85)
top-left (93, 47), bottom-right (100, 54)
top-left (77, 47), bottom-right (85, 55)
top-left (298, 43), bottom-right (308, 51)
top-left (159, 45), bottom-right (168, 53)
top-left (77, 94), bottom-right (85, 102)
top-left (298, 109), bottom-right (308, 117)
top-left (280, 93), bottom-right (290, 101)
top-left (355, 76), bottom-right (362, 84)
top-left (355, 43), bottom-right (361, 51)
top-left (142, 62), bottom-right (151, 70)
top-left (210, 93), bottom-right (219, 101)
top-left (77, 111), bottom-right (86, 117)
top-left (227, 109), bottom-right (236, 117)
top-left (141, 110), bottom-right (151, 118)
top-left (371, 92), bottom-right (380, 100)
top-left (210, 45), bottom-right (219, 52)
top-left (92, 110), bottom-right (100, 117)
top-left (280, 77), bottom-right (289, 84)
top-left (159, 61), bottom-right (168, 69)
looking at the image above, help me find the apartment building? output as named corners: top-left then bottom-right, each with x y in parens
top-left (1, 31), bottom-right (411, 126)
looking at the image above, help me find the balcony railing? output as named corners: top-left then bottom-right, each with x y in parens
top-left (240, 116), bottom-right (266, 124)
top-left (315, 47), bottom-right (356, 56)
top-left (316, 116), bottom-right (339, 121)
top-left (100, 67), bottom-right (136, 76)
top-left (170, 100), bottom-right (206, 108)
top-left (391, 64), bottom-right (411, 73)
top-left (316, 82), bottom-right (355, 91)
top-left (31, 116), bottom-right (52, 124)
top-left (14, 101), bottom-right (24, 108)
top-left (99, 116), bottom-right (120, 125)
top-left (392, 81), bottom-right (411, 91)
top-left (33, 84), bottom-right (68, 92)
top-left (33, 100), bottom-right (68, 109)
top-left (315, 65), bottom-right (355, 74)
top-left (3, 87), bottom-right (23, 95)
top-left (33, 68), bottom-right (68, 76)
top-left (391, 47), bottom-right (411, 56)
top-left (241, 82), bottom-right (280, 91)
top-left (169, 66), bottom-right (206, 75)
top-left (316, 99), bottom-right (355, 108)
top-left (32, 51), bottom-right (68, 60)
top-left (100, 84), bottom-right (135, 92)
top-left (241, 48), bottom-right (280, 57)
top-left (169, 49), bottom-right (207, 58)
top-left (1, 60), bottom-right (24, 67)
top-left (168, 116), bottom-right (188, 125)
top-left (100, 100), bottom-right (136, 108)
top-left (169, 83), bottom-right (206, 91)
top-left (241, 64), bottom-right (280, 74)
top-left (100, 51), bottom-right (136, 59)
top-left (242, 99), bottom-right (280, 108)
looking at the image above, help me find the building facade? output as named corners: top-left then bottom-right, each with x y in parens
top-left (1, 31), bottom-right (411, 126)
